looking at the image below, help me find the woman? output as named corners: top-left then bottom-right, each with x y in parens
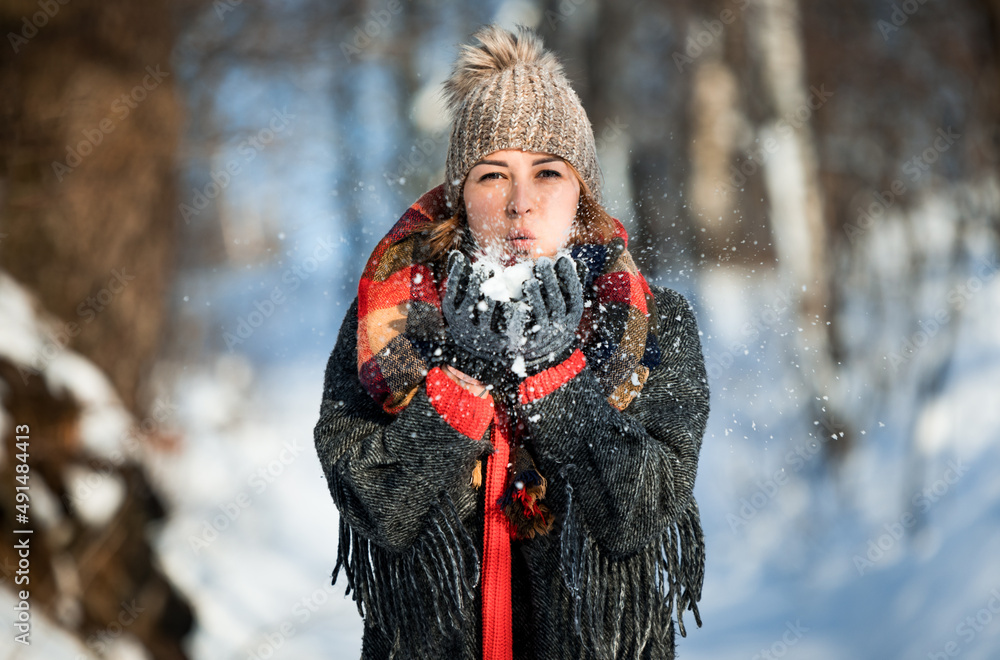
top-left (314, 23), bottom-right (710, 660)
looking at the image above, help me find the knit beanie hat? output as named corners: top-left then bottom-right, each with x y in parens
top-left (441, 23), bottom-right (604, 211)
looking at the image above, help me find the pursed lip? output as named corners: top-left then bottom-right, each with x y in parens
top-left (506, 229), bottom-right (536, 244)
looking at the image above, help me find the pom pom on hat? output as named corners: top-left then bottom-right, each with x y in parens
top-left (441, 24), bottom-right (564, 118)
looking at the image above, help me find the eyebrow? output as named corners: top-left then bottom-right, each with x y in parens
top-left (474, 156), bottom-right (562, 167)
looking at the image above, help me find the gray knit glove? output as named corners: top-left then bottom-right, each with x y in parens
top-left (515, 255), bottom-right (587, 377)
top-left (440, 251), bottom-right (517, 384)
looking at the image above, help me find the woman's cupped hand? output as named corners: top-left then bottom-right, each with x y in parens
top-left (440, 251), bottom-right (588, 383)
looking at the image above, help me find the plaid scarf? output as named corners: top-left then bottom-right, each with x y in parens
top-left (356, 183), bottom-right (661, 660)
top-left (357, 183), bottom-right (661, 414)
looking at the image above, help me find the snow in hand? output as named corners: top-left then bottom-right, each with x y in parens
top-left (472, 257), bottom-right (533, 374)
top-left (471, 250), bottom-right (576, 377)
top-left (472, 248), bottom-right (574, 304)
top-left (475, 259), bottom-right (534, 302)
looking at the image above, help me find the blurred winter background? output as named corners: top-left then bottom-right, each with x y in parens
top-left (1, 0), bottom-right (999, 658)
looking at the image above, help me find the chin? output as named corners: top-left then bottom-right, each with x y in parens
top-left (503, 243), bottom-right (559, 263)
top-left (530, 247), bottom-right (560, 260)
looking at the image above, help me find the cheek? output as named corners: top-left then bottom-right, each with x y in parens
top-left (534, 206), bottom-right (576, 255)
top-left (464, 192), bottom-right (506, 241)
top-left (548, 187), bottom-right (579, 239)
top-left (467, 215), bottom-right (494, 243)
top-left (544, 217), bottom-right (574, 247)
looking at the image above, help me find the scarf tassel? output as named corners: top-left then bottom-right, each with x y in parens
top-left (497, 445), bottom-right (555, 540)
top-left (332, 491), bottom-right (480, 653)
top-left (558, 465), bottom-right (705, 659)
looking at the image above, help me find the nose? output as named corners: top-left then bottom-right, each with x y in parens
top-left (506, 180), bottom-right (533, 218)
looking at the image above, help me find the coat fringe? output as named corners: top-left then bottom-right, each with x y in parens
top-left (331, 491), bottom-right (480, 654)
top-left (559, 466), bottom-right (705, 658)
top-left (330, 476), bottom-right (705, 659)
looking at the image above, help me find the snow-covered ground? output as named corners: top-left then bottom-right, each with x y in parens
top-left (681, 265), bottom-right (1000, 660)
top-left (145, 352), bottom-right (361, 660)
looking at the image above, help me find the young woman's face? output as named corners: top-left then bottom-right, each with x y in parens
top-left (462, 149), bottom-right (580, 261)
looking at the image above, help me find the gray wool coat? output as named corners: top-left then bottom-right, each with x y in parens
top-left (313, 284), bottom-right (710, 660)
